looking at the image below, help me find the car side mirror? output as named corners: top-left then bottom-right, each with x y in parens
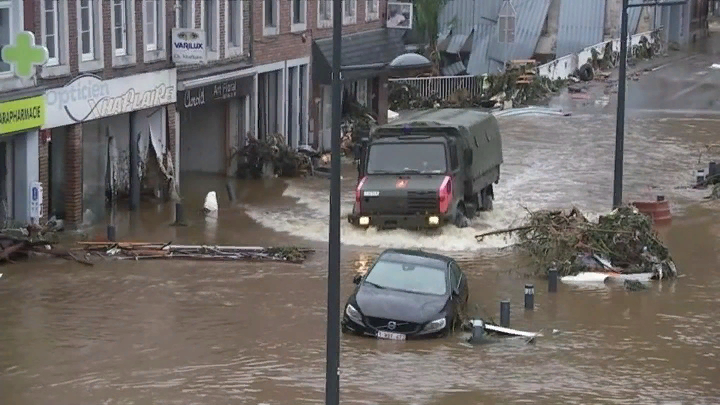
top-left (353, 274), bottom-right (362, 285)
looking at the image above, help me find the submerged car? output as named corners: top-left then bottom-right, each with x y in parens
top-left (342, 249), bottom-right (469, 340)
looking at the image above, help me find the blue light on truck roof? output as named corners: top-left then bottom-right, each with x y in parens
top-left (403, 125), bottom-right (411, 134)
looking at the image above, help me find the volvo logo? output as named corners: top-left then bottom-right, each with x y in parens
top-left (387, 321), bottom-right (396, 330)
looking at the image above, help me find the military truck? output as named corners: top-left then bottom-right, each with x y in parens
top-left (348, 109), bottom-right (503, 230)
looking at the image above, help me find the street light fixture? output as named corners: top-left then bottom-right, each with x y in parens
top-left (325, 9), bottom-right (433, 405)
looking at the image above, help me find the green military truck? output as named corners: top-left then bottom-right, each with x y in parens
top-left (348, 109), bottom-right (503, 230)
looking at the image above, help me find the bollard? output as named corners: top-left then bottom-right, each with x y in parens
top-left (106, 225), bottom-right (116, 242)
top-left (548, 268), bottom-right (558, 293)
top-left (500, 300), bottom-right (510, 327)
top-left (226, 181), bottom-right (236, 202)
top-left (524, 284), bottom-right (534, 310)
top-left (173, 203), bottom-right (187, 226)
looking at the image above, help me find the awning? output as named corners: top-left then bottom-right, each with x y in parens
top-left (312, 28), bottom-right (406, 85)
top-left (177, 62), bottom-right (254, 91)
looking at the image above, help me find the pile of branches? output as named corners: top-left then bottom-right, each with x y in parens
top-left (236, 133), bottom-right (312, 178)
top-left (341, 102), bottom-right (377, 157)
top-left (1, 224), bottom-right (92, 266)
top-left (477, 206), bottom-right (677, 280)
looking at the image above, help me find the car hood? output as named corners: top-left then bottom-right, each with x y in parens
top-left (354, 285), bottom-right (448, 324)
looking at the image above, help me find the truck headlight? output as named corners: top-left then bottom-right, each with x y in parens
top-left (345, 304), bottom-right (363, 324)
top-left (428, 216), bottom-right (440, 225)
top-left (359, 216), bottom-right (370, 226)
top-left (422, 317), bottom-right (447, 333)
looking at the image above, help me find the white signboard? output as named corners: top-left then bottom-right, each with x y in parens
top-left (29, 181), bottom-right (42, 221)
top-left (387, 2), bottom-right (413, 29)
top-left (43, 69), bottom-right (177, 129)
top-left (172, 28), bottom-right (207, 65)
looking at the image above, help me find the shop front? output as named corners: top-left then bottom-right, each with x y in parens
top-left (177, 72), bottom-right (253, 176)
top-left (43, 69), bottom-right (178, 227)
top-left (0, 95), bottom-right (45, 226)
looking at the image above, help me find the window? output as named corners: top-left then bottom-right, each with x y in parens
top-left (291, 0), bottom-right (306, 31)
top-left (448, 141), bottom-right (458, 170)
top-left (318, 0), bottom-right (332, 27)
top-left (144, 0), bottom-right (158, 51)
top-left (79, 0), bottom-right (94, 60)
top-left (263, 0), bottom-right (278, 35)
top-left (366, 143), bottom-right (448, 175)
top-left (227, 0), bottom-right (243, 52)
top-left (343, 0), bottom-right (356, 24)
top-left (366, 0), bottom-right (379, 21)
top-left (177, 0), bottom-right (192, 28)
top-left (204, 0), bottom-right (216, 51)
top-left (364, 259), bottom-right (448, 296)
top-left (449, 263), bottom-right (462, 290)
top-left (0, 0), bottom-right (11, 73)
top-left (112, 0), bottom-right (127, 56)
top-left (42, 0), bottom-right (60, 65)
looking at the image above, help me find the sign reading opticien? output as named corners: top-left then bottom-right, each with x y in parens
top-left (0, 95), bottom-right (45, 135)
top-left (43, 69), bottom-right (177, 129)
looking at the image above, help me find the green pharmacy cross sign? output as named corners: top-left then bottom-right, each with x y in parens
top-left (1, 31), bottom-right (49, 80)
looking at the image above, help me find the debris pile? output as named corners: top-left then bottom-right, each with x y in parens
top-left (476, 206), bottom-right (677, 280)
top-left (75, 242), bottom-right (314, 264)
top-left (236, 133), bottom-right (312, 178)
top-left (0, 225), bottom-right (76, 266)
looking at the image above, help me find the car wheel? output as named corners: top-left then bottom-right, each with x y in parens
top-left (480, 187), bottom-right (494, 211)
top-left (454, 203), bottom-right (470, 228)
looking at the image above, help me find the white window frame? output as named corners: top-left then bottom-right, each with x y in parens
top-left (174, 0), bottom-right (194, 29)
top-left (343, 0), bottom-right (357, 25)
top-left (79, 0), bottom-right (95, 61)
top-left (76, 0), bottom-right (104, 72)
top-left (41, 0), bottom-right (60, 66)
top-left (112, 0), bottom-right (127, 56)
top-left (0, 0), bottom-right (15, 78)
top-left (40, 0), bottom-right (70, 78)
top-left (263, 0), bottom-right (279, 36)
top-left (111, 0), bottom-right (136, 67)
top-left (365, 0), bottom-right (380, 21)
top-left (200, 0), bottom-right (220, 60)
top-left (225, 0), bottom-right (245, 58)
top-left (317, 0), bottom-right (332, 28)
top-left (143, 0), bottom-right (166, 63)
top-left (291, 0), bottom-right (307, 32)
top-left (144, 0), bottom-right (158, 51)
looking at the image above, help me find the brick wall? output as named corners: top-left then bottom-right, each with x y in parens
top-left (64, 125), bottom-right (83, 228)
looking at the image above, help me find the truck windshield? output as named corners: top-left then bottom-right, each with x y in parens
top-left (366, 143), bottom-right (447, 174)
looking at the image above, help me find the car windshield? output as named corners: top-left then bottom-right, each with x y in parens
top-left (364, 259), bottom-right (448, 295)
top-left (366, 143), bottom-right (447, 174)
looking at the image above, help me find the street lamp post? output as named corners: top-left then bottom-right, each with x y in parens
top-left (612, 0), bottom-right (687, 208)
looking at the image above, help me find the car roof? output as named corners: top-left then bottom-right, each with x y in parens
top-left (376, 249), bottom-right (453, 269)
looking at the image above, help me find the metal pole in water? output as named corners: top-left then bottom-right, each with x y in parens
top-left (325, 0), bottom-right (343, 403)
top-left (174, 203), bottom-right (186, 226)
top-left (226, 181), bottom-right (236, 202)
top-left (548, 268), bottom-right (558, 293)
top-left (107, 225), bottom-right (116, 242)
top-left (524, 284), bottom-right (534, 310)
top-left (500, 300), bottom-right (510, 327)
top-left (613, 0), bottom-right (630, 209)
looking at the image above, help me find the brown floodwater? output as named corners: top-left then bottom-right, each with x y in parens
top-left (1, 113), bottom-right (719, 404)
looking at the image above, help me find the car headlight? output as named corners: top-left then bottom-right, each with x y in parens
top-left (345, 304), bottom-right (363, 324)
top-left (422, 317), bottom-right (447, 333)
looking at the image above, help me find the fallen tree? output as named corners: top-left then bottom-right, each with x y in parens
top-left (235, 133), bottom-right (313, 178)
top-left (476, 206), bottom-right (677, 280)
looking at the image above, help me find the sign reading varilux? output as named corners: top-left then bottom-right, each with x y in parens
top-left (43, 69), bottom-right (177, 128)
top-left (172, 28), bottom-right (207, 65)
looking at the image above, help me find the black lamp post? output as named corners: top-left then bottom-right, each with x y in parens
top-left (325, 9), bottom-right (432, 405)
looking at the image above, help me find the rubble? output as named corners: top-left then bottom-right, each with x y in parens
top-left (476, 206), bottom-right (677, 280)
top-left (75, 242), bottom-right (314, 264)
top-left (235, 133), bottom-right (313, 178)
top-left (0, 225), bottom-right (92, 266)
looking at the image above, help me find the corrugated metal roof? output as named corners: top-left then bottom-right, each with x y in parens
top-left (466, 34), bottom-right (492, 75)
top-left (556, 0), bottom-right (606, 57)
top-left (446, 30), bottom-right (475, 53)
top-left (443, 61), bottom-right (467, 75)
top-left (487, 0), bottom-right (553, 70)
top-left (438, 0), bottom-right (503, 34)
top-left (628, 6), bottom-right (644, 35)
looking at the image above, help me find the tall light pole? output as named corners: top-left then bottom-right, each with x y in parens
top-left (613, 0), bottom-right (687, 208)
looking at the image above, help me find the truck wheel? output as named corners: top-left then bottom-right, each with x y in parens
top-left (480, 187), bottom-right (494, 211)
top-left (454, 203), bottom-right (470, 228)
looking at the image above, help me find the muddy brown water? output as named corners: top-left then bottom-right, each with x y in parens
top-left (1, 113), bottom-right (720, 404)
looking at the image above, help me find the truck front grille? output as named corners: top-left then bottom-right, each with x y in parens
top-left (407, 191), bottom-right (438, 213)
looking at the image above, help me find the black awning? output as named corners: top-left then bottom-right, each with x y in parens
top-left (312, 28), bottom-right (407, 85)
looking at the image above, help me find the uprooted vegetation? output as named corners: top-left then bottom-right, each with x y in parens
top-left (235, 133), bottom-right (313, 178)
top-left (477, 206), bottom-right (677, 280)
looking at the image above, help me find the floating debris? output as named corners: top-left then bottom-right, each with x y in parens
top-left (75, 242), bottom-right (314, 264)
top-left (235, 133), bottom-right (312, 178)
top-left (476, 206), bottom-right (677, 280)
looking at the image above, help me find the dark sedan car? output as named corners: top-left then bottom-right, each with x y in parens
top-left (342, 249), bottom-right (469, 340)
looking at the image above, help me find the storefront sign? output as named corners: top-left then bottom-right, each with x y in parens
top-left (44, 69), bottom-right (177, 128)
top-left (172, 28), bottom-right (207, 65)
top-left (1, 31), bottom-right (49, 79)
top-left (29, 182), bottom-right (43, 222)
top-left (0, 95), bottom-right (45, 135)
top-left (180, 79), bottom-right (240, 110)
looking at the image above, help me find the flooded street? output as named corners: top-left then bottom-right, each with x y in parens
top-left (2, 66), bottom-right (720, 404)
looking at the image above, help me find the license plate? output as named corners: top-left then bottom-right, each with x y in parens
top-left (376, 331), bottom-right (406, 341)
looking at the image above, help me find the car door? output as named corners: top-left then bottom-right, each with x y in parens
top-left (449, 261), bottom-right (468, 314)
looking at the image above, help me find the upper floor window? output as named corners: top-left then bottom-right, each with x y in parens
top-left (144, 0), bottom-right (159, 51)
top-left (204, 0), bottom-right (217, 52)
top-left (176, 0), bottom-right (193, 28)
top-left (42, 0), bottom-right (71, 76)
top-left (112, 0), bottom-right (128, 56)
top-left (263, 0), bottom-right (278, 36)
top-left (343, 0), bottom-right (356, 25)
top-left (42, 0), bottom-right (60, 65)
top-left (227, 0), bottom-right (243, 50)
top-left (0, 0), bottom-right (12, 73)
top-left (317, 0), bottom-right (332, 28)
top-left (291, 0), bottom-right (306, 32)
top-left (366, 0), bottom-right (379, 21)
top-left (79, 0), bottom-right (95, 60)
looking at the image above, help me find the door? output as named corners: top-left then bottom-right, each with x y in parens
top-left (449, 262), bottom-right (468, 317)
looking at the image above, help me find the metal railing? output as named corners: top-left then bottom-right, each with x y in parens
top-left (388, 75), bottom-right (485, 100)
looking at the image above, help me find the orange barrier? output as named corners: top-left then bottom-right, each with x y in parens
top-left (632, 196), bottom-right (672, 225)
